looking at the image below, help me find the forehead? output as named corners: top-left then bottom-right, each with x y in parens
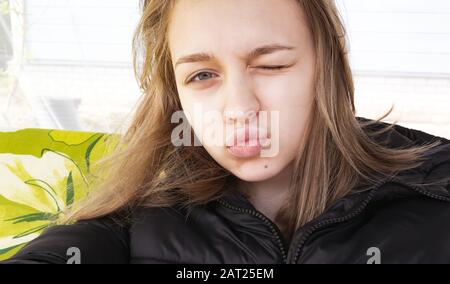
top-left (167, 0), bottom-right (309, 59)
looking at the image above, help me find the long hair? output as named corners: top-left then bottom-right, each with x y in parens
top-left (61, 0), bottom-right (444, 242)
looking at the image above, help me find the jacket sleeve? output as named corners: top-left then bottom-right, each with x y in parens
top-left (0, 214), bottom-right (130, 264)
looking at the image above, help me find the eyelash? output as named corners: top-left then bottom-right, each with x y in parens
top-left (187, 66), bottom-right (288, 84)
top-left (260, 65), bottom-right (287, 70)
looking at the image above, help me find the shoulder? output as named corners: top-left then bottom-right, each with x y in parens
top-left (357, 116), bottom-right (450, 147)
top-left (356, 116), bottom-right (450, 197)
top-left (2, 212), bottom-right (130, 264)
top-left (361, 185), bottom-right (450, 263)
top-left (356, 144), bottom-right (450, 263)
top-left (370, 136), bottom-right (450, 230)
top-left (346, 122), bottom-right (450, 262)
top-left (128, 204), bottom-right (214, 240)
top-left (127, 204), bottom-right (240, 263)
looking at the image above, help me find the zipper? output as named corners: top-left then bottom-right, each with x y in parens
top-left (289, 175), bottom-right (395, 264)
top-left (216, 178), bottom-right (390, 264)
top-left (289, 190), bottom-right (376, 263)
top-left (216, 198), bottom-right (289, 264)
top-left (217, 175), bottom-right (450, 264)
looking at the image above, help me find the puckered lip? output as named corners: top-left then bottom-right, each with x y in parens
top-left (225, 127), bottom-right (270, 147)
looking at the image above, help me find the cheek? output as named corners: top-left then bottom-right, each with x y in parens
top-left (279, 91), bottom-right (313, 154)
top-left (257, 65), bottom-right (314, 109)
top-left (178, 94), bottom-right (213, 137)
top-left (178, 92), bottom-right (196, 115)
top-left (279, 109), bottom-right (310, 154)
top-left (259, 74), bottom-right (314, 158)
top-left (259, 74), bottom-right (314, 132)
top-left (180, 106), bottom-right (226, 150)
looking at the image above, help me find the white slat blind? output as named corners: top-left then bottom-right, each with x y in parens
top-left (337, 0), bottom-right (450, 77)
top-left (24, 0), bottom-right (140, 65)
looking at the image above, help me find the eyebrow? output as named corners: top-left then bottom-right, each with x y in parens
top-left (175, 44), bottom-right (296, 69)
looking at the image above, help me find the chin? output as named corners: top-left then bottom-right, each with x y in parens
top-left (228, 160), bottom-right (281, 182)
top-left (204, 146), bottom-right (285, 182)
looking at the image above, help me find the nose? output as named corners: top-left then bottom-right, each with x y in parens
top-left (223, 76), bottom-right (260, 126)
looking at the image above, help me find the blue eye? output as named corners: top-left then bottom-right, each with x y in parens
top-left (187, 72), bottom-right (217, 84)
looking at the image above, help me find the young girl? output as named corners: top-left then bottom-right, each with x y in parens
top-left (3, 0), bottom-right (450, 264)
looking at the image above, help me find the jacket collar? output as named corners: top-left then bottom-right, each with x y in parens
top-left (363, 117), bottom-right (450, 199)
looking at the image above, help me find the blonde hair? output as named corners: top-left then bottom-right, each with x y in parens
top-left (61, 0), bottom-right (444, 242)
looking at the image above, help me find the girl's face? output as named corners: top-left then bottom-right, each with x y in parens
top-left (168, 0), bottom-right (315, 182)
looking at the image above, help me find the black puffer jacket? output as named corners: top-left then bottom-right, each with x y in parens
top-left (2, 117), bottom-right (450, 264)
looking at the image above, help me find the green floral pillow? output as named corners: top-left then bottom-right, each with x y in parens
top-left (0, 128), bottom-right (118, 260)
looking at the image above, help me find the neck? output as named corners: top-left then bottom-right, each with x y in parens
top-left (237, 161), bottom-right (295, 224)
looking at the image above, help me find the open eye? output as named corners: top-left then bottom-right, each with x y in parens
top-left (187, 71), bottom-right (218, 84)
